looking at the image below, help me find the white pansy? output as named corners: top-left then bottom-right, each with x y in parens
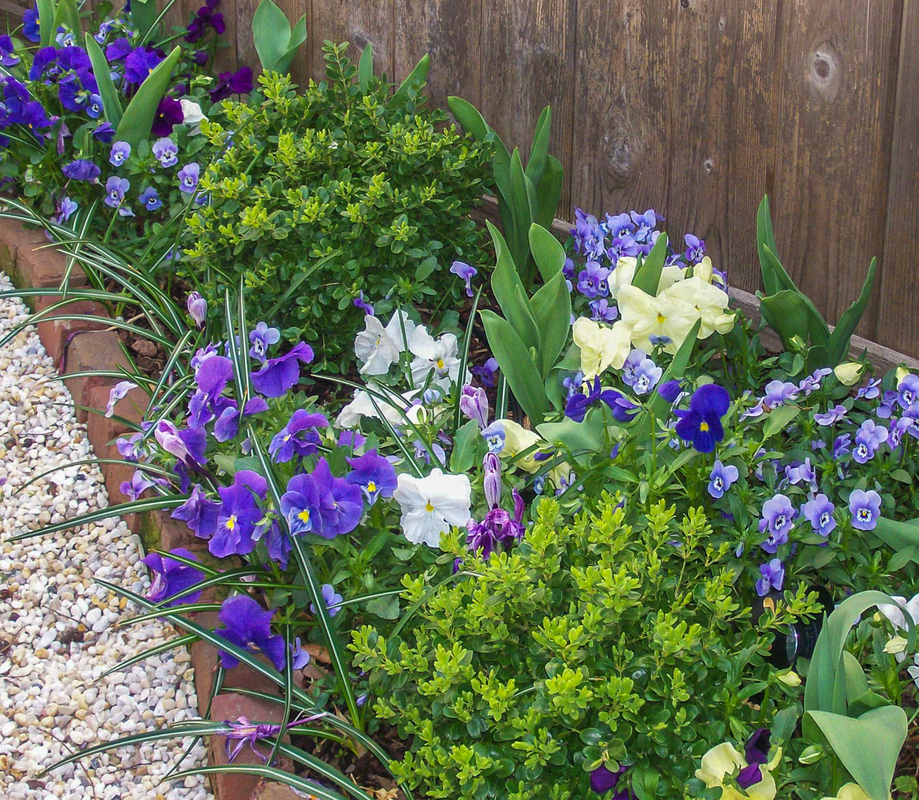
top-left (392, 469), bottom-right (472, 548)
top-left (353, 310), bottom-right (417, 376)
top-left (409, 327), bottom-right (461, 389)
top-left (180, 99), bottom-right (207, 131)
top-left (336, 387), bottom-right (424, 429)
top-left (878, 593), bottom-right (919, 633)
top-left (607, 257), bottom-right (637, 298)
top-left (617, 285), bottom-right (699, 354)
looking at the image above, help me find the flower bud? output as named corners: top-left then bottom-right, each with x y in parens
top-left (187, 291), bottom-right (207, 329)
top-left (834, 361), bottom-right (864, 386)
top-left (459, 384), bottom-right (489, 429)
top-left (483, 452), bottom-right (501, 510)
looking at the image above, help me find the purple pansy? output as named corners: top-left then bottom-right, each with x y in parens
top-left (849, 489), bottom-right (882, 531)
top-left (346, 450), bottom-right (397, 505)
top-left (898, 374), bottom-right (919, 409)
top-left (675, 384), bottom-right (731, 453)
top-left (109, 141), bottom-right (131, 167)
top-left (280, 458), bottom-right (363, 539)
top-left (0, 36), bottom-right (20, 67)
top-left (803, 494), bottom-right (836, 537)
top-left (124, 47), bottom-right (163, 85)
top-left (708, 460), bottom-right (738, 499)
top-left (63, 159), bottom-right (101, 182)
top-left (759, 494), bottom-right (796, 553)
top-left (143, 548), bottom-right (205, 607)
top-left (154, 420), bottom-right (206, 467)
top-left (209, 66), bottom-right (253, 101)
top-left (105, 37), bottom-right (133, 62)
top-left (814, 404), bottom-right (847, 426)
top-left (310, 583), bottom-right (343, 618)
top-left (210, 470), bottom-right (268, 557)
top-left (139, 186), bottom-right (162, 211)
top-left (250, 342), bottom-right (314, 397)
top-left (186, 0), bottom-right (225, 43)
top-left (684, 233), bottom-right (705, 263)
top-left (853, 419), bottom-right (888, 463)
top-left (248, 321), bottom-right (280, 363)
top-left (172, 484), bottom-right (220, 540)
top-left (178, 162), bottom-right (200, 193)
top-left (214, 595), bottom-right (286, 672)
top-left (105, 380), bottom-right (137, 418)
top-left (466, 489), bottom-right (525, 559)
top-left (589, 297), bottom-right (619, 322)
top-left (22, 7), bottom-right (40, 42)
top-left (187, 291), bottom-right (208, 328)
top-left (93, 122), bottom-right (115, 142)
top-left (353, 291), bottom-right (374, 315)
top-left (472, 357), bottom-right (499, 388)
top-left (590, 763), bottom-right (628, 794)
top-left (153, 137), bottom-right (179, 168)
top-left (268, 410), bottom-right (328, 463)
top-left (152, 96), bottom-right (183, 137)
top-left (450, 261), bottom-right (477, 298)
top-left (104, 176), bottom-right (129, 209)
top-left (120, 469), bottom-right (157, 500)
top-left (755, 558), bottom-right (785, 597)
top-left (577, 260), bottom-right (610, 298)
top-left (784, 458), bottom-right (816, 488)
top-left (623, 354), bottom-right (662, 396)
top-left (764, 380), bottom-right (798, 408)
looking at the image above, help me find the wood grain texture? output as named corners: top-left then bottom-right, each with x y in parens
top-left (308, 0), bottom-right (393, 84)
top-left (569, 0), bottom-right (672, 227)
top-left (768, 0), bottom-right (902, 336)
top-left (877, 0), bottom-right (919, 354)
top-left (393, 0), bottom-right (482, 110)
top-left (480, 0), bottom-right (577, 217)
top-left (665, 0), bottom-right (780, 296)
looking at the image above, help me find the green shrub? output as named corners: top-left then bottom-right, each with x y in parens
top-left (183, 43), bottom-right (492, 372)
top-left (351, 496), bottom-right (820, 800)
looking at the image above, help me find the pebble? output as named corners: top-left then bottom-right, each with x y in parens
top-left (0, 271), bottom-right (212, 800)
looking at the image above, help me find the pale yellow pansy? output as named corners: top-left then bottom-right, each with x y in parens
top-left (664, 276), bottom-right (736, 338)
top-left (499, 419), bottom-right (543, 473)
top-left (572, 317), bottom-right (632, 378)
top-left (607, 257), bottom-right (638, 298)
top-left (821, 784), bottom-right (870, 800)
top-left (695, 743), bottom-right (778, 800)
top-left (616, 285), bottom-right (699, 354)
top-left (834, 362), bottom-right (865, 386)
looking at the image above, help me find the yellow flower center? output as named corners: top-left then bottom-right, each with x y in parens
top-left (656, 313), bottom-right (666, 324)
top-left (436, 358), bottom-right (445, 370)
top-left (424, 501), bottom-right (435, 512)
top-left (367, 481), bottom-right (377, 493)
top-left (225, 515), bottom-right (237, 530)
top-left (699, 422), bottom-right (710, 431)
top-left (297, 509), bottom-right (310, 524)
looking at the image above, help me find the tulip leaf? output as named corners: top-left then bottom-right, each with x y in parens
top-left (253, 0), bottom-right (306, 74)
top-left (530, 270), bottom-right (571, 378)
top-left (393, 54), bottom-right (430, 103)
top-left (631, 233), bottom-right (668, 296)
top-left (525, 105), bottom-right (552, 187)
top-left (872, 516), bottom-right (919, 557)
top-left (85, 34), bottom-right (124, 128)
top-left (534, 154), bottom-right (564, 230)
top-left (358, 44), bottom-right (374, 90)
top-left (53, 0), bottom-right (82, 42)
top-left (538, 411), bottom-right (604, 453)
top-left (648, 318), bottom-right (701, 421)
top-left (487, 221), bottom-right (540, 351)
top-left (508, 148), bottom-right (536, 284)
top-left (528, 223), bottom-right (566, 283)
top-left (828, 257), bottom-right (877, 366)
top-left (480, 310), bottom-right (548, 423)
top-left (37, 0), bottom-right (54, 47)
top-left (447, 97), bottom-right (511, 194)
top-left (807, 707), bottom-right (906, 800)
top-left (756, 195), bottom-right (781, 296)
top-left (116, 46), bottom-right (182, 147)
top-left (127, 0), bottom-right (158, 44)
top-left (760, 287), bottom-right (829, 352)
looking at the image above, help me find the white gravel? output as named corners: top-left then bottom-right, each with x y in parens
top-left (0, 270), bottom-right (213, 800)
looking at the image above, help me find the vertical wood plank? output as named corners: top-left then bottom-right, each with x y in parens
top-left (392, 0), bottom-right (482, 111)
top-left (480, 0), bottom-right (577, 218)
top-left (768, 0), bottom-right (901, 334)
top-left (665, 0), bottom-right (780, 295)
top-left (569, 0), bottom-right (673, 227)
top-left (308, 0), bottom-right (394, 83)
top-left (877, 0), bottom-right (919, 354)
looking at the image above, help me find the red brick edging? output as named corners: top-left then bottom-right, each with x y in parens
top-left (0, 217), bottom-right (301, 800)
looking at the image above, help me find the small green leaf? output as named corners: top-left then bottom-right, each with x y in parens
top-left (631, 233), bottom-right (668, 295)
top-left (415, 256), bottom-right (437, 282)
top-left (528, 223), bottom-right (566, 283)
top-left (762, 405), bottom-right (801, 439)
top-left (358, 44), bottom-right (373, 90)
top-left (450, 420), bottom-right (480, 473)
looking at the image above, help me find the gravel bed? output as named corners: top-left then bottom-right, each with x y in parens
top-left (0, 271), bottom-right (212, 800)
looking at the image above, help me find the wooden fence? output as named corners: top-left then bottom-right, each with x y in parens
top-left (7, 0), bottom-right (919, 356)
top-left (220, 0), bottom-right (919, 358)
